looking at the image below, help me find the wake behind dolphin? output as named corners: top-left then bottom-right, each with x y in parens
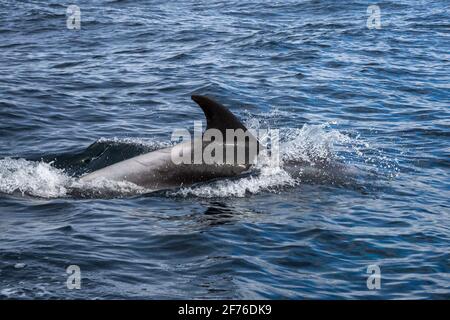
top-left (80, 95), bottom-right (261, 191)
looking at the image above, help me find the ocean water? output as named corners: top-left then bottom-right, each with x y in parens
top-left (0, 0), bottom-right (449, 299)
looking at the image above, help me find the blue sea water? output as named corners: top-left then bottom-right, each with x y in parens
top-left (0, 0), bottom-right (449, 299)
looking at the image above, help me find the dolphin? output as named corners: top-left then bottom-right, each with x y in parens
top-left (79, 95), bottom-right (260, 191)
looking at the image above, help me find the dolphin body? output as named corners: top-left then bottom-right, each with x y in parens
top-left (79, 95), bottom-right (259, 191)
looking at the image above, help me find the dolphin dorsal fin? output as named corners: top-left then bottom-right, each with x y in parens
top-left (191, 95), bottom-right (249, 134)
top-left (191, 95), bottom-right (261, 162)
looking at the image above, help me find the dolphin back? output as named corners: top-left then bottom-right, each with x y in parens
top-left (80, 95), bottom-right (261, 191)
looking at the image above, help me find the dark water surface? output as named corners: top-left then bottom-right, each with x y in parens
top-left (0, 1), bottom-right (449, 299)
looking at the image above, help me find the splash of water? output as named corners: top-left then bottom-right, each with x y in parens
top-left (0, 157), bottom-right (147, 198)
top-left (170, 122), bottom-right (372, 198)
top-left (172, 150), bottom-right (297, 198)
top-left (0, 158), bottom-right (70, 198)
top-left (0, 122), bottom-right (398, 199)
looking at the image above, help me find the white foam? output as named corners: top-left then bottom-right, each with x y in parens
top-left (0, 157), bottom-right (147, 198)
top-left (0, 158), bottom-right (70, 198)
top-left (173, 152), bottom-right (296, 198)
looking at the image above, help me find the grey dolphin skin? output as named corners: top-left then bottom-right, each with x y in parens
top-left (79, 95), bottom-right (259, 191)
